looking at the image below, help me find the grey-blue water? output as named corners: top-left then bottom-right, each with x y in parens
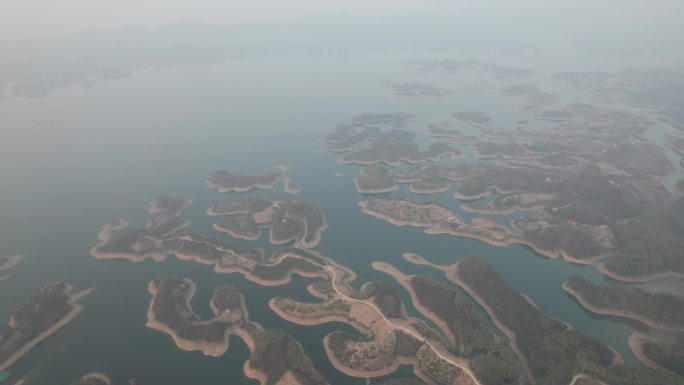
top-left (1, 50), bottom-right (682, 385)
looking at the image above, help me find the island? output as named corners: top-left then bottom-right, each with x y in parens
top-left (337, 129), bottom-right (461, 165)
top-left (360, 198), bottom-right (523, 248)
top-left (69, 373), bottom-right (111, 385)
top-left (92, 198), bottom-right (332, 286)
top-left (502, 84), bottom-right (557, 108)
top-left (147, 275), bottom-right (327, 385)
top-left (146, 195), bottom-right (192, 237)
top-left (207, 197), bottom-right (327, 248)
top-left (451, 112), bottom-right (491, 127)
top-left (402, 253), bottom-right (683, 385)
top-left (552, 66), bottom-right (684, 131)
top-left (322, 113), bottom-right (461, 165)
top-left (269, 263), bottom-right (481, 384)
top-left (0, 254), bottom-right (24, 281)
top-left (355, 165), bottom-right (450, 194)
top-left (206, 170), bottom-right (300, 194)
top-left (373, 262), bottom-right (519, 385)
top-left (424, 122), bottom-right (479, 144)
top-left (356, 127), bottom-right (684, 283)
top-left (0, 282), bottom-right (94, 371)
top-left (387, 81), bottom-right (454, 100)
top-left (407, 60), bottom-right (533, 79)
top-left (563, 276), bottom-right (684, 332)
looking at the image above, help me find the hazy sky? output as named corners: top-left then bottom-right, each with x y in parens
top-left (1, 0), bottom-right (683, 40)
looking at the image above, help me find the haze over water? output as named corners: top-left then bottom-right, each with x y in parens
top-left (1, 4), bottom-right (684, 385)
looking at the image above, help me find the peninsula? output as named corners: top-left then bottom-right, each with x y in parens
top-left (269, 260), bottom-right (483, 385)
top-left (563, 276), bottom-right (684, 332)
top-left (402, 254), bottom-right (683, 385)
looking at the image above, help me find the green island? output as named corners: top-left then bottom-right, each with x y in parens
top-left (433, 255), bottom-right (684, 385)
top-left (563, 276), bottom-right (684, 331)
top-left (323, 114), bottom-right (460, 165)
top-left (206, 169), bottom-right (300, 194)
top-left (355, 164), bottom-right (450, 194)
top-left (207, 197), bottom-right (327, 248)
top-left (552, 66), bottom-right (684, 131)
top-left (374, 262), bottom-right (519, 385)
top-left (147, 275), bottom-right (327, 385)
top-left (268, 261), bottom-right (481, 384)
top-left (501, 84), bottom-right (557, 108)
top-left (451, 112), bottom-right (491, 126)
top-left (388, 81), bottom-right (454, 100)
top-left (407, 60), bottom-right (533, 79)
top-left (91, 198), bottom-right (330, 286)
top-left (0, 282), bottom-right (94, 371)
top-left (356, 123), bottom-right (684, 282)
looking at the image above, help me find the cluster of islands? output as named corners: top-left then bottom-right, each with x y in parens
top-left (2, 63), bottom-right (684, 385)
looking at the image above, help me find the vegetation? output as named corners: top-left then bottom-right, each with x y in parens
top-left (360, 281), bottom-right (405, 318)
top-left (149, 276), bottom-right (231, 344)
top-left (249, 255), bottom-right (322, 280)
top-left (641, 338), bottom-right (684, 376)
top-left (410, 275), bottom-right (518, 385)
top-left (0, 282), bottom-right (83, 370)
top-left (250, 329), bottom-right (327, 385)
top-left (457, 256), bottom-right (684, 385)
top-left (565, 276), bottom-right (684, 328)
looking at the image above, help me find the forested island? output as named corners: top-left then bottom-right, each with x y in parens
top-left (147, 275), bottom-right (328, 385)
top-left (0, 282), bottom-right (94, 371)
top-left (375, 262), bottom-right (519, 385)
top-left (207, 170), bottom-right (300, 194)
top-left (208, 197), bottom-right (327, 248)
top-left (402, 254), bottom-right (684, 385)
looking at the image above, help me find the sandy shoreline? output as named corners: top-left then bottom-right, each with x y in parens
top-left (354, 178), bottom-right (397, 194)
top-left (372, 262), bottom-right (456, 347)
top-left (443, 263), bottom-right (535, 382)
top-left (361, 200), bottom-right (667, 284)
top-left (563, 281), bottom-right (684, 332)
top-left (627, 333), bottom-right (667, 372)
top-left (146, 280), bottom-right (234, 357)
top-left (0, 254), bottom-right (24, 272)
top-left (0, 284), bottom-right (94, 372)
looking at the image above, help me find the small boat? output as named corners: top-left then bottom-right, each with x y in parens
top-left (0, 371), bottom-right (10, 382)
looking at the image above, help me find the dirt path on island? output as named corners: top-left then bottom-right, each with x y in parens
top-left (323, 264), bottom-right (484, 385)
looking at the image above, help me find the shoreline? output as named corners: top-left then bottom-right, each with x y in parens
top-left (361, 200), bottom-right (669, 284)
top-left (627, 333), bottom-right (667, 372)
top-left (442, 263), bottom-right (535, 382)
top-left (0, 254), bottom-right (24, 272)
top-left (146, 280), bottom-right (234, 357)
top-left (371, 262), bottom-right (456, 347)
top-left (322, 334), bottom-right (415, 378)
top-left (0, 285), bottom-right (95, 372)
top-left (562, 281), bottom-right (684, 332)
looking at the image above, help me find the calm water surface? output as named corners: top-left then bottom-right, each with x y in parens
top-left (0, 50), bottom-right (682, 384)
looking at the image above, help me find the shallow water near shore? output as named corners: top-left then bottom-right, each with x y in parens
top-left (0, 49), bottom-right (682, 384)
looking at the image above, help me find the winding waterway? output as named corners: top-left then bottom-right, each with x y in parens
top-left (0, 48), bottom-right (682, 385)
